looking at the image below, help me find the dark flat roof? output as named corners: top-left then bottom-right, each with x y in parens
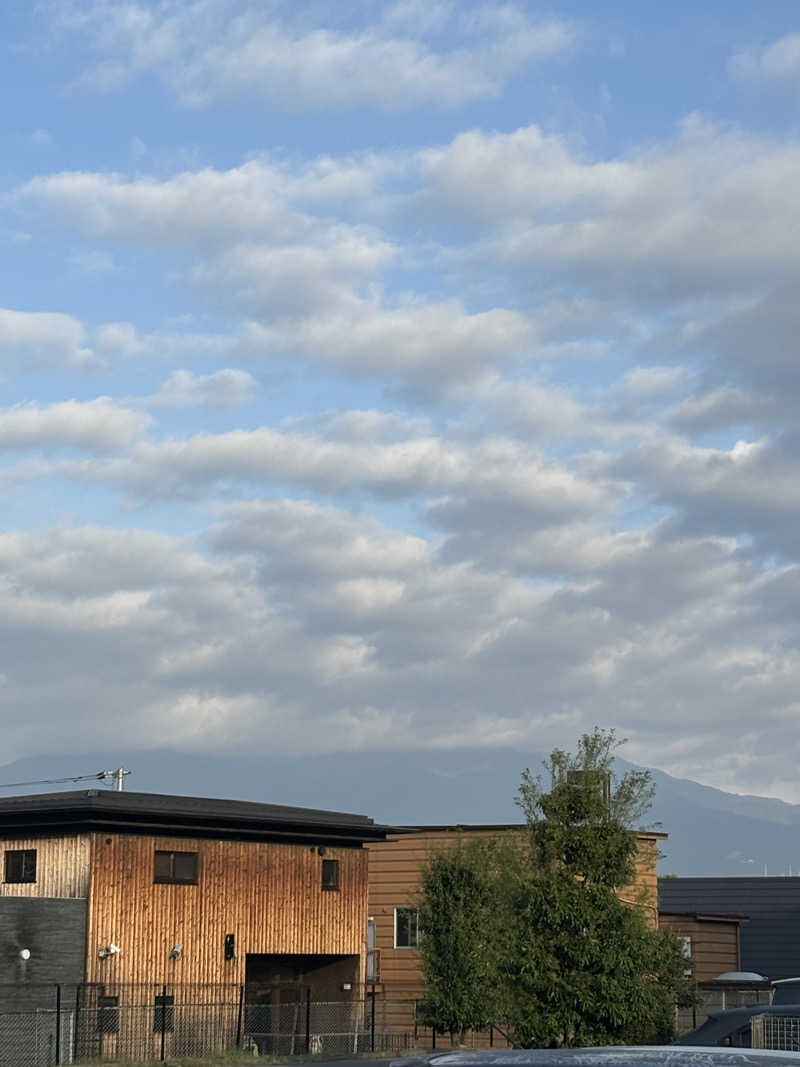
top-left (659, 911), bottom-right (747, 923)
top-left (0, 789), bottom-right (389, 846)
top-left (394, 823), bottom-right (667, 838)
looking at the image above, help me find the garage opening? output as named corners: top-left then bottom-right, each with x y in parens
top-left (244, 953), bottom-right (360, 1053)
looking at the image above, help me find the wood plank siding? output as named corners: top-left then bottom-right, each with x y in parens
top-left (85, 833), bottom-right (368, 986)
top-left (366, 827), bottom-right (665, 998)
top-left (0, 834), bottom-right (90, 898)
top-left (658, 914), bottom-right (741, 982)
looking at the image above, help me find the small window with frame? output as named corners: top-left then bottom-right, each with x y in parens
top-left (154, 850), bottom-right (198, 885)
top-left (4, 849), bottom-right (36, 884)
top-left (97, 994), bottom-right (120, 1035)
top-left (395, 906), bottom-right (419, 948)
top-left (153, 994), bottom-right (174, 1033)
top-left (322, 858), bottom-right (339, 891)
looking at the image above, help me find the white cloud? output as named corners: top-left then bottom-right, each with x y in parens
top-left (731, 33), bottom-right (800, 83)
top-left (46, 0), bottom-right (575, 111)
top-left (419, 118), bottom-right (800, 293)
top-left (23, 162), bottom-right (308, 246)
top-left (0, 308), bottom-right (96, 369)
top-left (244, 300), bottom-right (535, 395)
top-left (72, 423), bottom-right (611, 527)
top-left (150, 368), bottom-right (258, 408)
top-left (0, 399), bottom-right (150, 452)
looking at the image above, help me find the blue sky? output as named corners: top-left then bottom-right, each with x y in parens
top-left (2, 0), bottom-right (800, 800)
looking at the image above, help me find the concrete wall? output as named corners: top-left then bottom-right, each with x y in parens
top-left (0, 897), bottom-right (87, 1004)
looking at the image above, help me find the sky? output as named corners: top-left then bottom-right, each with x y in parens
top-left (1, 0), bottom-right (800, 801)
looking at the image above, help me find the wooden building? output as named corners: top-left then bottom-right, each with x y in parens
top-left (364, 823), bottom-right (666, 1046)
top-left (658, 911), bottom-right (744, 984)
top-left (0, 789), bottom-right (387, 1057)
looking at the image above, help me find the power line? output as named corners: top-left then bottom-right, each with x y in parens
top-left (0, 770), bottom-right (130, 790)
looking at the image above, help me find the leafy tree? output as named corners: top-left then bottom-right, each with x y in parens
top-left (417, 728), bottom-right (694, 1049)
top-left (506, 727), bottom-right (694, 1047)
top-left (416, 839), bottom-right (513, 1044)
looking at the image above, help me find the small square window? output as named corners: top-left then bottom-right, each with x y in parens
top-left (5, 849), bottom-right (36, 884)
top-left (322, 858), bottom-right (339, 891)
top-left (97, 995), bottom-right (119, 1035)
top-left (395, 907), bottom-right (419, 948)
top-left (154, 850), bottom-right (197, 885)
top-left (153, 994), bottom-right (174, 1033)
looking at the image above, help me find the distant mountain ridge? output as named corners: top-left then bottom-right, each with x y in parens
top-left (1, 747), bottom-right (798, 877)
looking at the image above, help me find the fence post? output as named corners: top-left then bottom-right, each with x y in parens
top-left (73, 985), bottom-right (81, 1064)
top-left (370, 986), bottom-right (376, 1052)
top-left (305, 988), bottom-right (311, 1053)
top-left (54, 984), bottom-right (62, 1065)
top-left (489, 1025), bottom-right (494, 1048)
top-left (236, 985), bottom-right (244, 1047)
top-left (160, 984), bottom-right (167, 1063)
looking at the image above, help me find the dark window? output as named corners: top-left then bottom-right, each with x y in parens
top-left (4, 849), bottom-right (36, 884)
top-left (154, 850), bottom-right (198, 885)
top-left (153, 994), bottom-right (174, 1033)
top-left (97, 995), bottom-right (119, 1035)
top-left (395, 906), bottom-right (419, 948)
top-left (322, 858), bottom-right (339, 890)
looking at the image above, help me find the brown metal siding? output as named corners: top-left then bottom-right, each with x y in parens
top-left (366, 828), bottom-right (662, 996)
top-left (85, 833), bottom-right (368, 985)
top-left (658, 915), bottom-right (740, 982)
top-left (0, 834), bottom-right (91, 898)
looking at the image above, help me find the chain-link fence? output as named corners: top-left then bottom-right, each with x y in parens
top-left (751, 1014), bottom-right (800, 1051)
top-left (0, 985), bottom-right (434, 1064)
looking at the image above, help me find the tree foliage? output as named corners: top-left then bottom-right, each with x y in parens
top-left (417, 728), bottom-right (695, 1049)
top-left (416, 839), bottom-right (514, 1042)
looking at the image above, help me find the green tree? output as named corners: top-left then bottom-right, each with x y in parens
top-left (416, 839), bottom-right (512, 1044)
top-left (505, 727), bottom-right (694, 1047)
top-left (417, 728), bottom-right (694, 1049)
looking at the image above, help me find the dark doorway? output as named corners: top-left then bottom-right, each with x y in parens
top-left (244, 954), bottom-right (359, 1054)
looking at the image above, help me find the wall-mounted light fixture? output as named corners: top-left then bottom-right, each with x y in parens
top-left (19, 949), bottom-right (31, 961)
top-left (224, 933), bottom-right (236, 961)
top-left (98, 944), bottom-right (121, 960)
top-left (169, 944), bottom-right (183, 960)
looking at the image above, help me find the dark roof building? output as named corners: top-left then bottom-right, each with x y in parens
top-left (659, 877), bottom-right (800, 980)
top-left (0, 788), bottom-right (388, 844)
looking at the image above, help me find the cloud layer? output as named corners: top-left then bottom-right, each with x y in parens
top-left (2, 0), bottom-right (800, 803)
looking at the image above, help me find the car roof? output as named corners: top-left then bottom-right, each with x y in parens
top-left (391, 1048), bottom-right (800, 1066)
top-left (675, 1005), bottom-right (800, 1046)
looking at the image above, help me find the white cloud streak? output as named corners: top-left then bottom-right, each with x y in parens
top-left (45, 0), bottom-right (576, 111)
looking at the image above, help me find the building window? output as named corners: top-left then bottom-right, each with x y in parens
top-left (4, 849), bottom-right (36, 884)
top-left (395, 907), bottom-right (419, 948)
top-left (154, 850), bottom-right (198, 885)
top-left (153, 994), bottom-right (175, 1033)
top-left (366, 917), bottom-right (379, 981)
top-left (680, 935), bottom-right (692, 977)
top-left (97, 994), bottom-right (120, 1035)
top-left (322, 858), bottom-right (339, 890)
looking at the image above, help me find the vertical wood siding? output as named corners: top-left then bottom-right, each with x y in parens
top-left (0, 835), bottom-right (91, 898)
top-left (366, 828), bottom-right (663, 996)
top-left (85, 834), bottom-right (368, 985)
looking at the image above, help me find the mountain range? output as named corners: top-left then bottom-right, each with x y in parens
top-left (1, 747), bottom-right (798, 877)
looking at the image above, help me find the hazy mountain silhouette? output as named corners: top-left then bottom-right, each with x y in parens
top-left (1, 748), bottom-right (797, 877)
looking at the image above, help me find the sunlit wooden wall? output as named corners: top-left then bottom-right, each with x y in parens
top-left (0, 834), bottom-right (91, 898)
top-left (366, 827), bottom-right (664, 997)
top-left (85, 833), bottom-right (369, 985)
